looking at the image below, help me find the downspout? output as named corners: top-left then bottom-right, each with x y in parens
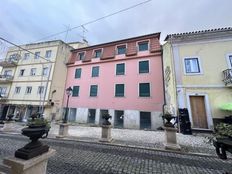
top-left (161, 45), bottom-right (166, 116)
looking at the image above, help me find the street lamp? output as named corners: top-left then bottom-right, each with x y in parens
top-left (63, 87), bottom-right (72, 123)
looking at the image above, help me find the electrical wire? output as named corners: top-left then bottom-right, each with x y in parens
top-left (34, 0), bottom-right (152, 42)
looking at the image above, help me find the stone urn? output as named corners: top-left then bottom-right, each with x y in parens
top-left (6, 114), bottom-right (14, 121)
top-left (102, 113), bottom-right (112, 125)
top-left (15, 113), bottom-right (50, 160)
top-left (162, 114), bottom-right (176, 127)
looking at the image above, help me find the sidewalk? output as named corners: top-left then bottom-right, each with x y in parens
top-left (0, 122), bottom-right (219, 156)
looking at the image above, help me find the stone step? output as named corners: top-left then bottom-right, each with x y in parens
top-left (0, 162), bottom-right (11, 174)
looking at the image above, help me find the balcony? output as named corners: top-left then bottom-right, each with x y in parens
top-left (0, 75), bottom-right (13, 83)
top-left (0, 58), bottom-right (18, 67)
top-left (0, 93), bottom-right (8, 102)
top-left (223, 69), bottom-right (232, 85)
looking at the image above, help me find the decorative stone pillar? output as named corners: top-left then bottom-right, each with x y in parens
top-left (100, 113), bottom-right (113, 142)
top-left (4, 149), bottom-right (56, 174)
top-left (163, 127), bottom-right (181, 151)
top-left (57, 123), bottom-right (70, 138)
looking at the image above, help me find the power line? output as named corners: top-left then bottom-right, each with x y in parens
top-left (34, 0), bottom-right (152, 42)
top-left (0, 37), bottom-right (52, 63)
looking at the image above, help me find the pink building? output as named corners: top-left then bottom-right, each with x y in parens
top-left (64, 33), bottom-right (164, 130)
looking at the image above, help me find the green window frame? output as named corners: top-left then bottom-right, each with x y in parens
top-left (139, 60), bottom-right (149, 73)
top-left (115, 84), bottom-right (124, 97)
top-left (72, 86), bottom-right (80, 97)
top-left (138, 41), bottom-right (149, 51)
top-left (139, 83), bottom-right (150, 97)
top-left (78, 52), bottom-right (85, 60)
top-left (75, 68), bottom-right (81, 78)
top-left (116, 63), bottom-right (125, 75)
top-left (90, 85), bottom-right (98, 97)
top-left (94, 50), bottom-right (102, 58)
top-left (92, 66), bottom-right (99, 77)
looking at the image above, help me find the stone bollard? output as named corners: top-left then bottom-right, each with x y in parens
top-left (163, 126), bottom-right (181, 151)
top-left (56, 123), bottom-right (70, 138)
top-left (100, 113), bottom-right (113, 142)
top-left (3, 149), bottom-right (56, 174)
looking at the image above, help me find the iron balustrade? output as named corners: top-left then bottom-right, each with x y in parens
top-left (223, 69), bottom-right (232, 85)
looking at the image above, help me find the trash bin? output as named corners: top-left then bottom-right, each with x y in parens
top-left (178, 108), bottom-right (192, 135)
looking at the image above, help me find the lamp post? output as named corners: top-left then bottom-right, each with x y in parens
top-left (63, 87), bottom-right (72, 123)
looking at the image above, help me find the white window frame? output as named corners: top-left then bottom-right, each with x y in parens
top-left (138, 59), bottom-right (150, 74)
top-left (37, 86), bottom-right (44, 94)
top-left (136, 39), bottom-right (150, 52)
top-left (30, 68), bottom-right (36, 76)
top-left (226, 53), bottom-right (232, 69)
top-left (92, 48), bottom-right (103, 58)
top-left (42, 67), bottom-right (48, 76)
top-left (138, 82), bottom-right (151, 98)
top-left (114, 83), bottom-right (125, 97)
top-left (45, 50), bottom-right (52, 58)
top-left (91, 66), bottom-right (100, 77)
top-left (78, 51), bottom-right (85, 60)
top-left (19, 69), bottom-right (25, 76)
top-left (15, 86), bottom-right (21, 94)
top-left (89, 84), bottom-right (98, 97)
top-left (34, 52), bottom-right (40, 59)
top-left (25, 86), bottom-right (32, 94)
top-left (115, 44), bottom-right (127, 55)
top-left (115, 62), bottom-right (126, 76)
top-left (24, 53), bottom-right (30, 60)
top-left (183, 56), bottom-right (203, 75)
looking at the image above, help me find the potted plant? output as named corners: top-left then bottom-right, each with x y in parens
top-left (213, 122), bottom-right (232, 159)
top-left (15, 113), bottom-right (51, 160)
top-left (162, 105), bottom-right (176, 127)
top-left (102, 113), bottom-right (112, 125)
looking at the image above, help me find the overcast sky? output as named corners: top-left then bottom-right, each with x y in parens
top-left (0, 0), bottom-right (232, 47)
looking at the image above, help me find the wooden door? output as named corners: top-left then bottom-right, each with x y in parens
top-left (190, 96), bottom-right (208, 129)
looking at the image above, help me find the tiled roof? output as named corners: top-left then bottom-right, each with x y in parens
top-left (165, 27), bottom-right (232, 41)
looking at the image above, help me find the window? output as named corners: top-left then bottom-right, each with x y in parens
top-left (19, 69), bottom-right (25, 76)
top-left (94, 49), bottom-right (102, 58)
top-left (72, 86), bottom-right (79, 97)
top-left (45, 50), bottom-right (52, 58)
top-left (116, 63), bottom-right (125, 75)
top-left (138, 41), bottom-right (149, 51)
top-left (184, 58), bottom-right (200, 73)
top-left (30, 68), bottom-right (36, 76)
top-left (38, 86), bottom-right (44, 94)
top-left (92, 66), bottom-right (99, 77)
top-left (42, 67), bottom-right (48, 76)
top-left (0, 87), bottom-right (7, 96)
top-left (228, 55), bottom-right (232, 68)
top-left (115, 84), bottom-right (124, 97)
top-left (4, 70), bottom-right (12, 76)
top-left (35, 52), bottom-right (40, 59)
top-left (15, 87), bottom-right (21, 94)
top-left (26, 86), bottom-right (32, 94)
top-left (75, 68), bottom-right (81, 78)
top-left (78, 52), bottom-right (85, 60)
top-left (90, 85), bottom-right (98, 97)
top-left (139, 83), bottom-right (150, 97)
top-left (24, 53), bottom-right (30, 60)
top-left (139, 60), bottom-right (149, 73)
top-left (117, 45), bottom-right (126, 55)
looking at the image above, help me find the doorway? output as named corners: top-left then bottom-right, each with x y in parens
top-left (114, 110), bottom-right (124, 128)
top-left (140, 112), bottom-right (151, 130)
top-left (88, 109), bottom-right (96, 124)
top-left (190, 96), bottom-right (208, 129)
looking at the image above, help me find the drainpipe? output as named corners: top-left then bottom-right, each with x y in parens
top-left (160, 45), bottom-right (166, 116)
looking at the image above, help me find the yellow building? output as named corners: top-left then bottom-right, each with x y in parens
top-left (163, 28), bottom-right (232, 130)
top-left (0, 40), bottom-right (87, 121)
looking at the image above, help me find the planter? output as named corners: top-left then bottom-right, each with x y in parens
top-left (213, 137), bottom-right (232, 160)
top-left (15, 114), bottom-right (50, 160)
top-left (162, 114), bottom-right (176, 128)
top-left (102, 113), bottom-right (112, 125)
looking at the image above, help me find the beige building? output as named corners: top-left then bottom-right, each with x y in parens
top-left (0, 40), bottom-right (86, 121)
top-left (163, 28), bottom-right (232, 130)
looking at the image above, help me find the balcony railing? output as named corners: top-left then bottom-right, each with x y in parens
top-left (222, 69), bottom-right (232, 85)
top-left (0, 75), bottom-right (13, 83)
top-left (0, 93), bottom-right (8, 102)
top-left (0, 58), bottom-right (18, 67)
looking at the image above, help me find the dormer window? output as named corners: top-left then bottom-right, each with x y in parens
top-left (138, 41), bottom-right (149, 51)
top-left (94, 49), bottom-right (102, 58)
top-left (117, 45), bottom-right (126, 55)
top-left (78, 52), bottom-right (85, 60)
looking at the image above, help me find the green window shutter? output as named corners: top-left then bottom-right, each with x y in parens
top-left (139, 83), bottom-right (150, 97)
top-left (90, 85), bottom-right (98, 97)
top-left (92, 66), bottom-right (99, 77)
top-left (115, 84), bottom-right (124, 97)
top-left (75, 68), bottom-right (81, 78)
top-left (116, 63), bottom-right (125, 75)
top-left (72, 86), bottom-right (79, 96)
top-left (139, 61), bottom-right (149, 73)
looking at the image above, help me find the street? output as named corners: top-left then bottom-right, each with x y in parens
top-left (0, 134), bottom-right (231, 174)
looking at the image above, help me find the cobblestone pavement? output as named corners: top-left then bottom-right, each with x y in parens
top-left (0, 134), bottom-right (231, 174)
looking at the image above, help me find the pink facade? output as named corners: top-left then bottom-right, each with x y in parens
top-left (63, 33), bottom-right (164, 129)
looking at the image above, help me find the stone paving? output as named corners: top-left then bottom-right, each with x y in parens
top-left (0, 134), bottom-right (231, 174)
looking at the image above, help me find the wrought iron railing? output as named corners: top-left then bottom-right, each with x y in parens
top-left (222, 69), bottom-right (232, 85)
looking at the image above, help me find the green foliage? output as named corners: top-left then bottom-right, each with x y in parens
top-left (215, 123), bottom-right (232, 138)
top-left (27, 117), bottom-right (51, 128)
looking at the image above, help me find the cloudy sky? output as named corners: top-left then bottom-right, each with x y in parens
top-left (0, 0), bottom-right (232, 47)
